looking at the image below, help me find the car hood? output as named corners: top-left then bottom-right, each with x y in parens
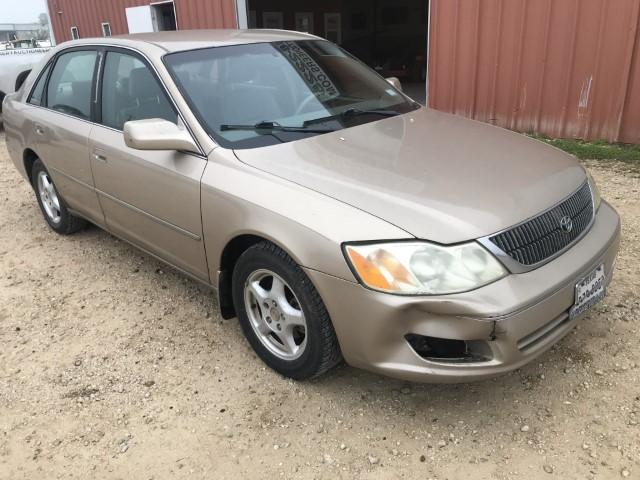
top-left (233, 108), bottom-right (586, 244)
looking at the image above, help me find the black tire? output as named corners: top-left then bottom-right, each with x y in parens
top-left (31, 158), bottom-right (86, 234)
top-left (232, 241), bottom-right (342, 380)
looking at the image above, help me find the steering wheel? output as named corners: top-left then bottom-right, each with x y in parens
top-left (295, 93), bottom-right (319, 115)
top-left (51, 104), bottom-right (86, 119)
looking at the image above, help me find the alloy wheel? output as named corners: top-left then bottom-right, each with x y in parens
top-left (37, 170), bottom-right (61, 224)
top-left (243, 269), bottom-right (308, 360)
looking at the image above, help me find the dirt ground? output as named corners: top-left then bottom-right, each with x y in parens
top-left (0, 131), bottom-right (639, 480)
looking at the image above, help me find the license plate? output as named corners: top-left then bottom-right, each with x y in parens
top-left (569, 264), bottom-right (606, 320)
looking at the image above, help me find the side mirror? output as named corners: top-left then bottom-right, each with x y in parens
top-left (123, 119), bottom-right (198, 153)
top-left (386, 76), bottom-right (403, 92)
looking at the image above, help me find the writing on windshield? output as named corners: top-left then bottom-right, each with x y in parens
top-left (275, 41), bottom-right (339, 102)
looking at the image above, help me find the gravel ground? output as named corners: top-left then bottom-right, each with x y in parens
top-left (1, 132), bottom-right (639, 480)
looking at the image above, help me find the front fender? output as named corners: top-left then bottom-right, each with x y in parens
top-left (201, 147), bottom-right (412, 287)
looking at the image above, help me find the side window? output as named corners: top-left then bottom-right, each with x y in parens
top-left (28, 64), bottom-right (52, 106)
top-left (101, 51), bottom-right (177, 131)
top-left (46, 50), bottom-right (97, 120)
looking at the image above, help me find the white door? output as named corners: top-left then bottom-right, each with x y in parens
top-left (125, 6), bottom-right (154, 33)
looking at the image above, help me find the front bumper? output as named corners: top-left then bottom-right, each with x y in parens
top-left (305, 201), bottom-right (621, 383)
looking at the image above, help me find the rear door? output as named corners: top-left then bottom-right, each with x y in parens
top-left (25, 48), bottom-right (104, 225)
top-left (89, 47), bottom-right (209, 281)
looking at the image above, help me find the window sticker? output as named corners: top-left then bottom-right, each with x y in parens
top-left (275, 41), bottom-right (339, 101)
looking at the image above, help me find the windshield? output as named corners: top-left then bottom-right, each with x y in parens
top-left (163, 40), bottom-right (420, 149)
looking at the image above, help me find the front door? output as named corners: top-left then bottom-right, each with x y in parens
top-left (89, 48), bottom-right (208, 280)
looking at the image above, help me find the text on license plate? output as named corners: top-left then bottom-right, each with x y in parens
top-left (569, 264), bottom-right (606, 320)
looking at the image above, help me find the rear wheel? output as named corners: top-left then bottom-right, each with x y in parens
top-left (232, 242), bottom-right (342, 379)
top-left (31, 159), bottom-right (86, 234)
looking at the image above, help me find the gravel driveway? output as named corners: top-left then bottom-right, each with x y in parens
top-left (1, 131), bottom-right (639, 480)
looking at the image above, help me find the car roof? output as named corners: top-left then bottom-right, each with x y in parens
top-left (65, 29), bottom-right (320, 53)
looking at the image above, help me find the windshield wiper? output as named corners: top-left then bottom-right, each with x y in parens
top-left (302, 108), bottom-right (401, 127)
top-left (220, 121), bottom-right (333, 134)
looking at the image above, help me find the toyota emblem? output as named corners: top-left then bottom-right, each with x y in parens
top-left (559, 215), bottom-right (573, 233)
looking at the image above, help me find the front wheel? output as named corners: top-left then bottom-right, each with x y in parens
top-left (232, 242), bottom-right (342, 380)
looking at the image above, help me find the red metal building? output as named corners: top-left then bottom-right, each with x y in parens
top-left (47, 0), bottom-right (640, 143)
top-left (429, 0), bottom-right (640, 144)
top-left (47, 0), bottom-right (238, 40)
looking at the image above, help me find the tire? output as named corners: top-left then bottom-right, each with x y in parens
top-left (232, 241), bottom-right (342, 380)
top-left (31, 158), bottom-right (86, 234)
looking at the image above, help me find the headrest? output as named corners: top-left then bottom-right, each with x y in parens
top-left (129, 67), bottom-right (162, 99)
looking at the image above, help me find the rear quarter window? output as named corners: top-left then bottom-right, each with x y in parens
top-left (28, 64), bottom-right (51, 106)
top-left (15, 69), bottom-right (32, 91)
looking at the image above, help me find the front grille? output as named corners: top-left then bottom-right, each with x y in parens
top-left (489, 182), bottom-right (594, 266)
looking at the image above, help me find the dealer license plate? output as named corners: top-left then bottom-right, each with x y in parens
top-left (569, 264), bottom-right (606, 320)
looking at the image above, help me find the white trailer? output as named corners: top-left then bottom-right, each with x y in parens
top-left (0, 46), bottom-right (51, 122)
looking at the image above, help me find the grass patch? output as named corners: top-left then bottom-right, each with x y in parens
top-left (529, 135), bottom-right (640, 163)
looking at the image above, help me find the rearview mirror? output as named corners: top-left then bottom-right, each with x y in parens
top-left (123, 119), bottom-right (198, 153)
top-left (386, 76), bottom-right (403, 92)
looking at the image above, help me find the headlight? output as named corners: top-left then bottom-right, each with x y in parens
top-left (344, 241), bottom-right (507, 295)
top-left (586, 171), bottom-right (601, 211)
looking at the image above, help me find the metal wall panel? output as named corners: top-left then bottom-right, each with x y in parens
top-left (620, 11), bottom-right (640, 144)
top-left (48, 0), bottom-right (237, 43)
top-left (429, 0), bottom-right (640, 143)
top-left (175, 0), bottom-right (238, 29)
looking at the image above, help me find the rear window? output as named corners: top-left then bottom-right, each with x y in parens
top-left (46, 50), bottom-right (97, 120)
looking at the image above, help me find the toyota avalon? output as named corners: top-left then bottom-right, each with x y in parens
top-left (2, 30), bottom-right (620, 382)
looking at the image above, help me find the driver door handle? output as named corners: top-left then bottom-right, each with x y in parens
top-left (92, 150), bottom-right (107, 162)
